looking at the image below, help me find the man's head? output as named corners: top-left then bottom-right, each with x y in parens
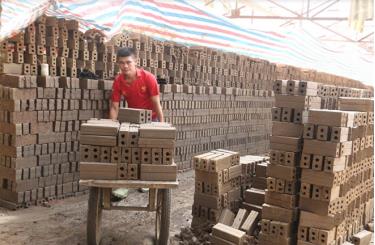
top-left (117, 47), bottom-right (137, 78)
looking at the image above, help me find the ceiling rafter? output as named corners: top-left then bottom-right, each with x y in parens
top-left (280, 0), bottom-right (337, 27)
top-left (202, 0), bottom-right (373, 51)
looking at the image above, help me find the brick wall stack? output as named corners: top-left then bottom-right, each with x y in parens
top-left (0, 77), bottom-right (111, 209)
top-left (241, 156), bottom-right (268, 215)
top-left (79, 109), bottom-right (177, 182)
top-left (259, 80), bottom-right (322, 245)
top-left (297, 98), bottom-right (374, 245)
top-left (192, 149), bottom-right (242, 226)
top-left (316, 84), bottom-right (373, 110)
top-left (160, 84), bottom-right (273, 170)
top-left (276, 64), bottom-right (372, 90)
top-left (192, 153), bottom-right (268, 244)
top-left (0, 14), bottom-right (372, 209)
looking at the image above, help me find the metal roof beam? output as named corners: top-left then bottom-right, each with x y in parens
top-left (227, 16), bottom-right (373, 21)
top-left (280, 0), bottom-right (337, 27)
top-left (311, 0), bottom-right (340, 18)
top-left (204, 0), bottom-right (216, 6)
top-left (358, 32), bottom-right (374, 42)
top-left (320, 39), bottom-right (373, 43)
top-left (310, 20), bottom-right (355, 42)
top-left (265, 0), bottom-right (302, 17)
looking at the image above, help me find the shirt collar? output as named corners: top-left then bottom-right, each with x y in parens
top-left (122, 68), bottom-right (141, 82)
top-left (135, 68), bottom-right (141, 78)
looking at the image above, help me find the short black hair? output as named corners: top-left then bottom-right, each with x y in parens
top-left (117, 47), bottom-right (136, 58)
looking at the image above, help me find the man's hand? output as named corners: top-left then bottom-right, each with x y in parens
top-left (109, 101), bottom-right (119, 120)
top-left (150, 95), bottom-right (164, 122)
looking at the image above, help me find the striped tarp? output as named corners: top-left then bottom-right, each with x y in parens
top-left (1, 0), bottom-right (373, 84)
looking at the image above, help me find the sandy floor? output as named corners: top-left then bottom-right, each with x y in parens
top-left (0, 171), bottom-right (195, 245)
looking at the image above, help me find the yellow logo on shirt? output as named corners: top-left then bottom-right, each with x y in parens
top-left (141, 85), bottom-right (147, 93)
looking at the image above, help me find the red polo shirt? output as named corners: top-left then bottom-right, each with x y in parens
top-left (111, 69), bottom-right (159, 119)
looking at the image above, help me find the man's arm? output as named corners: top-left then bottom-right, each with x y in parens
top-left (150, 95), bottom-right (164, 122)
top-left (109, 101), bottom-right (120, 120)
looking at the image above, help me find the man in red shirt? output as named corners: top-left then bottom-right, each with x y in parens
top-left (109, 47), bottom-right (164, 122)
top-left (110, 48), bottom-right (164, 199)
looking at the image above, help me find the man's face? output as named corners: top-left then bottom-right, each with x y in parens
top-left (118, 55), bottom-right (136, 77)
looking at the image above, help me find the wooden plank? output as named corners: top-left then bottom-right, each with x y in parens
top-left (140, 163), bottom-right (177, 173)
top-left (79, 179), bottom-right (179, 189)
top-left (140, 172), bottom-right (176, 181)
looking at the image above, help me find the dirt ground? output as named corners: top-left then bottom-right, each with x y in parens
top-left (0, 170), bottom-right (195, 245)
top-left (0, 170), bottom-right (373, 245)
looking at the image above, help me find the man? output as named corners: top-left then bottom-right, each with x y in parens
top-left (110, 47), bottom-right (164, 200)
top-left (109, 47), bottom-right (164, 122)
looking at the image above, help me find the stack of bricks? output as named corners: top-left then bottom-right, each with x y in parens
top-left (270, 79), bottom-right (372, 111)
top-left (0, 76), bottom-right (113, 209)
top-left (260, 80), bottom-right (322, 245)
top-left (191, 154), bottom-right (268, 244)
top-left (0, 14), bottom-right (116, 78)
top-left (0, 14), bottom-right (373, 209)
top-left (316, 84), bottom-right (373, 110)
top-left (240, 155), bottom-right (268, 189)
top-left (79, 119), bottom-right (120, 179)
top-left (1, 15), bottom-right (275, 171)
top-left (276, 64), bottom-right (371, 90)
top-left (0, 23), bottom-right (37, 76)
top-left (160, 83), bottom-right (273, 170)
top-left (138, 119), bottom-right (177, 181)
top-left (191, 149), bottom-right (242, 226)
top-left (79, 108), bottom-right (177, 182)
top-left (109, 34), bottom-right (277, 90)
top-left (241, 156), bottom-right (268, 215)
top-left (297, 98), bottom-right (374, 245)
